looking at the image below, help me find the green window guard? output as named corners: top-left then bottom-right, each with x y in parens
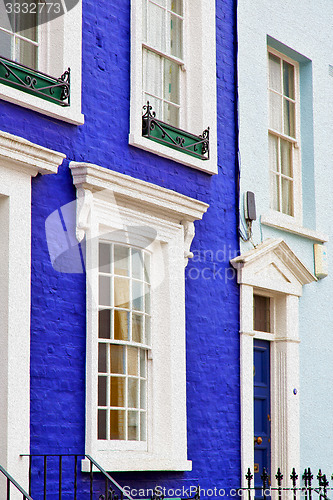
top-left (0, 56), bottom-right (70, 106)
top-left (142, 102), bottom-right (209, 160)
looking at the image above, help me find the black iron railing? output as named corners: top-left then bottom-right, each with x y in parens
top-left (21, 454), bottom-right (133, 500)
top-left (241, 467), bottom-right (333, 500)
top-left (142, 102), bottom-right (209, 160)
top-left (0, 463), bottom-right (33, 500)
top-left (0, 56), bottom-right (70, 106)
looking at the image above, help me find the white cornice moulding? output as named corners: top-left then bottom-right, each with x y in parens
top-left (69, 161), bottom-right (209, 223)
top-left (0, 130), bottom-right (66, 175)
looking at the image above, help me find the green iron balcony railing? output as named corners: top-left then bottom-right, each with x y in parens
top-left (142, 102), bottom-right (209, 161)
top-left (0, 56), bottom-right (70, 106)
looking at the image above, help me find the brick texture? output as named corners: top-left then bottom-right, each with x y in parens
top-left (0, 0), bottom-right (240, 496)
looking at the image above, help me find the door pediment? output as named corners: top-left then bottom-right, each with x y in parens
top-left (231, 238), bottom-right (316, 296)
top-left (254, 261), bottom-right (291, 284)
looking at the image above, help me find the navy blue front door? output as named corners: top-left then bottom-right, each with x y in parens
top-left (254, 340), bottom-right (271, 490)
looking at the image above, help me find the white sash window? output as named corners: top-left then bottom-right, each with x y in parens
top-left (97, 243), bottom-right (150, 446)
top-left (268, 48), bottom-right (301, 220)
top-left (142, 0), bottom-right (184, 127)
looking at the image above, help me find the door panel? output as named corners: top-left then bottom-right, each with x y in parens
top-left (254, 340), bottom-right (271, 491)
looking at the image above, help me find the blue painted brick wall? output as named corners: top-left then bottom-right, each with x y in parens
top-left (0, 0), bottom-right (240, 496)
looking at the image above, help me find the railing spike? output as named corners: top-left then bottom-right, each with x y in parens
top-left (245, 469), bottom-right (252, 500)
top-left (317, 469), bottom-right (323, 485)
top-left (276, 467), bottom-right (283, 485)
top-left (261, 467), bottom-right (269, 500)
top-left (246, 468), bottom-right (253, 483)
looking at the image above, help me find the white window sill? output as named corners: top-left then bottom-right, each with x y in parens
top-left (261, 212), bottom-right (328, 243)
top-left (0, 85), bottom-right (84, 125)
top-left (129, 133), bottom-right (217, 175)
top-left (81, 456), bottom-right (192, 472)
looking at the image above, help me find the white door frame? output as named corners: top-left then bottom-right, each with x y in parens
top-left (231, 239), bottom-right (316, 487)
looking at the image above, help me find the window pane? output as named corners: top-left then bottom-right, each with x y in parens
top-left (145, 316), bottom-right (151, 345)
top-left (110, 345), bottom-right (126, 374)
top-left (99, 309), bottom-right (111, 339)
top-left (16, 38), bottom-right (37, 69)
top-left (283, 99), bottom-right (295, 138)
top-left (140, 380), bottom-right (147, 409)
top-left (269, 91), bottom-right (282, 132)
top-left (114, 245), bottom-right (129, 276)
top-left (140, 412), bottom-right (147, 441)
top-left (283, 61), bottom-right (295, 99)
top-left (163, 58), bottom-right (180, 104)
top-left (147, 2), bottom-right (165, 52)
top-left (114, 310), bottom-right (129, 341)
top-left (98, 376), bottom-right (107, 406)
top-left (164, 102), bottom-right (179, 127)
top-left (271, 173), bottom-right (280, 212)
top-left (99, 243), bottom-right (111, 273)
top-left (19, 24), bottom-right (37, 42)
top-left (169, 14), bottom-right (182, 59)
top-left (128, 379), bottom-right (139, 408)
top-left (144, 253), bottom-right (150, 282)
top-left (0, 5), bottom-right (12, 29)
top-left (143, 49), bottom-right (162, 100)
top-left (114, 277), bottom-right (129, 308)
top-left (98, 343), bottom-right (107, 373)
top-left (281, 178), bottom-right (293, 216)
top-left (110, 377), bottom-right (125, 407)
top-left (268, 134), bottom-right (279, 173)
top-left (128, 411), bottom-right (139, 440)
top-left (253, 295), bottom-right (271, 333)
top-left (99, 276), bottom-right (111, 306)
top-left (168, 0), bottom-right (183, 15)
top-left (132, 313), bottom-right (143, 343)
top-left (110, 410), bottom-right (126, 440)
top-left (0, 30), bottom-right (13, 59)
top-left (128, 347), bottom-right (138, 376)
top-left (269, 53), bottom-right (281, 92)
top-left (140, 349), bottom-right (146, 377)
top-left (14, 1), bottom-right (37, 36)
top-left (132, 249), bottom-right (143, 280)
top-left (98, 409), bottom-right (107, 440)
top-left (144, 284), bottom-right (150, 314)
top-left (133, 280), bottom-right (143, 311)
top-left (280, 139), bottom-right (293, 177)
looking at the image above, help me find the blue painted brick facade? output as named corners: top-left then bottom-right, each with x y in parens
top-left (0, 0), bottom-right (240, 496)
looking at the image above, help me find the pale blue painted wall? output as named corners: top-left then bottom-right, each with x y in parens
top-left (237, 0), bottom-right (333, 474)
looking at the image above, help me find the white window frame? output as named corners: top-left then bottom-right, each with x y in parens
top-left (129, 0), bottom-right (217, 174)
top-left (267, 47), bottom-right (302, 226)
top-left (0, 130), bottom-right (65, 489)
top-left (0, 2), bottom-right (84, 125)
top-left (70, 161), bottom-right (209, 471)
top-left (231, 238), bottom-right (316, 487)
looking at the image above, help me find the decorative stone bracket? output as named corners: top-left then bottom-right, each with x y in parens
top-left (181, 220), bottom-right (195, 267)
top-left (75, 187), bottom-right (93, 242)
